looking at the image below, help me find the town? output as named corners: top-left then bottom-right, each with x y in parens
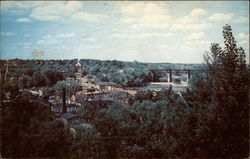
top-left (2, 58), bottom-right (201, 136)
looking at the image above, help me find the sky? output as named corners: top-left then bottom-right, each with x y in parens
top-left (0, 1), bottom-right (249, 63)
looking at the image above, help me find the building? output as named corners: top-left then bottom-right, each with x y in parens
top-left (97, 82), bottom-right (117, 92)
top-left (30, 98), bottom-right (51, 108)
top-left (61, 112), bottom-right (85, 126)
top-left (76, 91), bottom-right (110, 101)
top-left (75, 59), bottom-right (83, 79)
top-left (51, 103), bottom-right (81, 113)
top-left (22, 89), bottom-right (43, 97)
top-left (85, 98), bottom-right (114, 110)
top-left (51, 105), bottom-right (62, 113)
top-left (48, 95), bottom-right (62, 105)
top-left (67, 104), bottom-right (81, 112)
top-left (109, 91), bottom-right (134, 105)
top-left (64, 60), bottom-right (90, 86)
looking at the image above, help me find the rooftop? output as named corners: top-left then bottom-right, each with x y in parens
top-left (61, 112), bottom-right (83, 120)
top-left (98, 81), bottom-right (117, 86)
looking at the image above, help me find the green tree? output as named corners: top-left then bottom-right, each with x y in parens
top-left (44, 70), bottom-right (64, 86)
top-left (1, 97), bottom-right (73, 158)
top-left (185, 24), bottom-right (249, 158)
top-left (32, 71), bottom-right (48, 87)
top-left (93, 107), bottom-right (123, 158)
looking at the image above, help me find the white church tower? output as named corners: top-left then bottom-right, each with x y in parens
top-left (75, 59), bottom-right (83, 79)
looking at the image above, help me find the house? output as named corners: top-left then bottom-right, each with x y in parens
top-left (22, 89), bottom-right (43, 97)
top-left (77, 84), bottom-right (97, 94)
top-left (65, 76), bottom-right (89, 86)
top-left (108, 91), bottom-right (134, 105)
top-left (97, 82), bottom-right (117, 92)
top-left (48, 95), bottom-right (62, 105)
top-left (61, 112), bottom-right (85, 126)
top-left (85, 98), bottom-right (114, 109)
top-left (67, 104), bottom-right (81, 112)
top-left (30, 98), bottom-right (51, 109)
top-left (76, 91), bottom-right (110, 102)
top-left (51, 105), bottom-right (62, 113)
top-left (51, 103), bottom-right (81, 113)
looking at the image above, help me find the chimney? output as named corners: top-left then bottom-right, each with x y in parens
top-left (62, 87), bottom-right (67, 113)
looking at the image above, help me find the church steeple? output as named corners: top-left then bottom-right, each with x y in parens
top-left (75, 59), bottom-right (83, 79)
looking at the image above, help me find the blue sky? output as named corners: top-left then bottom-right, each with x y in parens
top-left (0, 1), bottom-right (249, 63)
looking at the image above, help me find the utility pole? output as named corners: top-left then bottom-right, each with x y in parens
top-left (5, 64), bottom-right (9, 84)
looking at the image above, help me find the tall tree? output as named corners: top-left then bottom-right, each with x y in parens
top-left (186, 24), bottom-right (249, 158)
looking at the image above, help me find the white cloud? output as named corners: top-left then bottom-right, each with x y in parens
top-left (29, 1), bottom-right (84, 21)
top-left (16, 17), bottom-right (31, 23)
top-left (117, 2), bottom-right (168, 16)
top-left (36, 38), bottom-right (57, 45)
top-left (81, 37), bottom-right (96, 42)
top-left (171, 23), bottom-right (214, 31)
top-left (36, 40), bottom-right (45, 44)
top-left (239, 40), bottom-right (248, 45)
top-left (72, 12), bottom-right (107, 22)
top-left (41, 33), bottom-right (75, 39)
top-left (1, 1), bottom-right (44, 10)
top-left (110, 33), bottom-right (129, 39)
top-left (159, 44), bottom-right (169, 48)
top-left (163, 33), bottom-right (175, 37)
top-left (23, 42), bottom-right (32, 45)
top-left (42, 34), bottom-right (52, 39)
top-left (187, 32), bottom-right (205, 40)
top-left (1, 32), bottom-right (15, 36)
top-left (189, 8), bottom-right (207, 17)
top-left (110, 32), bottom-right (174, 39)
top-left (57, 33), bottom-right (76, 38)
top-left (234, 16), bottom-right (249, 23)
top-left (176, 40), bottom-right (211, 49)
top-left (120, 17), bottom-right (136, 24)
top-left (1, 1), bottom-right (47, 15)
top-left (36, 32), bottom-right (76, 46)
top-left (237, 33), bottom-right (249, 39)
top-left (170, 8), bottom-right (213, 31)
top-left (174, 8), bottom-right (207, 24)
top-left (237, 33), bottom-right (249, 48)
top-left (208, 13), bottom-right (234, 22)
top-left (111, 28), bottom-right (119, 32)
top-left (2, 1), bottom-right (107, 23)
top-left (115, 5), bottom-right (213, 32)
top-left (117, 2), bottom-right (171, 29)
top-left (134, 14), bottom-right (171, 29)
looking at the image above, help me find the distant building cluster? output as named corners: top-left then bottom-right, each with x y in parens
top-left (6, 60), bottom-right (137, 134)
top-left (2, 59), bottom-right (191, 137)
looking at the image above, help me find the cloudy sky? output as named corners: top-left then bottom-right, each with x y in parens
top-left (0, 1), bottom-right (249, 63)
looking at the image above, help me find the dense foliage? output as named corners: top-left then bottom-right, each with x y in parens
top-left (1, 97), bottom-right (73, 158)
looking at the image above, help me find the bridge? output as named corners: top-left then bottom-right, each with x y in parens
top-left (149, 69), bottom-right (206, 83)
